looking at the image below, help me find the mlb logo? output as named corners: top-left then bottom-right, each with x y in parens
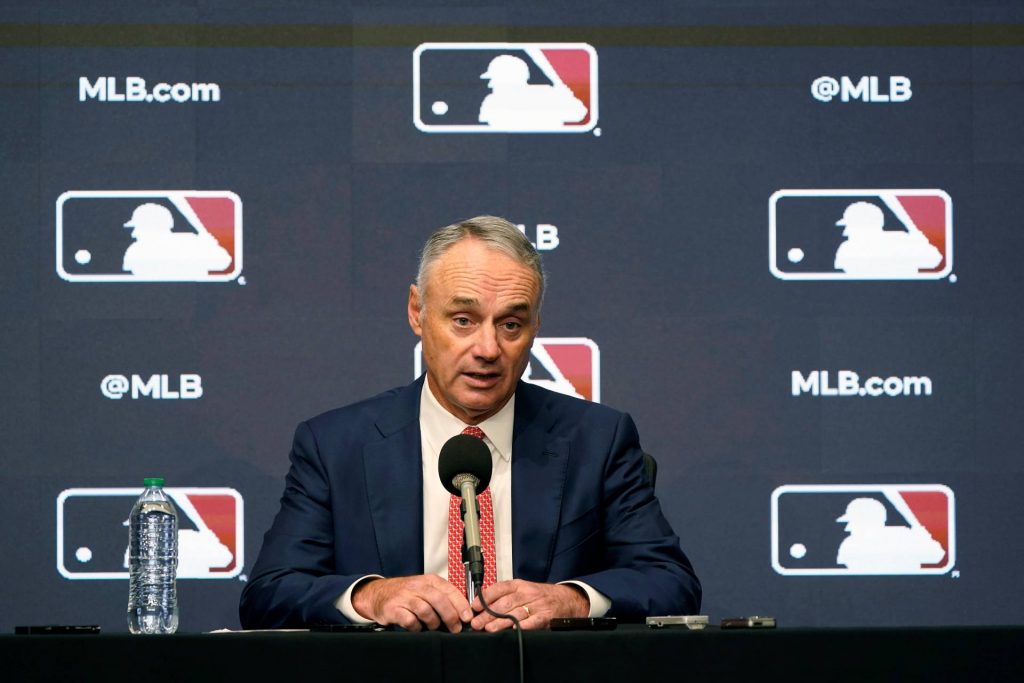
top-left (769, 190), bottom-right (952, 280)
top-left (56, 487), bottom-right (244, 580)
top-left (414, 337), bottom-right (600, 402)
top-left (771, 484), bottom-right (955, 576)
top-left (413, 42), bottom-right (598, 133)
top-left (56, 190), bottom-right (243, 282)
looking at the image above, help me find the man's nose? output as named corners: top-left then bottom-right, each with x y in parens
top-left (472, 324), bottom-right (500, 361)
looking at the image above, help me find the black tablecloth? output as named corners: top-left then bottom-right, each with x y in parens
top-left (7, 625), bottom-right (1024, 682)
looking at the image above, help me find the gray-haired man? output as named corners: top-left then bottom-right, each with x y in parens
top-left (240, 216), bottom-right (700, 631)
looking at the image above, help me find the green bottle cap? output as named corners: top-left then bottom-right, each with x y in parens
top-left (143, 477), bottom-right (165, 487)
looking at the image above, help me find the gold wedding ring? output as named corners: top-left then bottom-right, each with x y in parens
top-left (523, 605), bottom-right (531, 617)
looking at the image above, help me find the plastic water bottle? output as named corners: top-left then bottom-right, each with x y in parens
top-left (127, 477), bottom-right (179, 634)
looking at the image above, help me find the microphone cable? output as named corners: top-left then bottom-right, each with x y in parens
top-left (477, 588), bottom-right (524, 683)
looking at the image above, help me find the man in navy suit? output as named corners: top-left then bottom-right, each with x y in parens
top-left (240, 216), bottom-right (700, 631)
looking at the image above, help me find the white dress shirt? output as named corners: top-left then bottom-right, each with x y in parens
top-left (419, 378), bottom-right (515, 583)
top-left (336, 381), bottom-right (610, 622)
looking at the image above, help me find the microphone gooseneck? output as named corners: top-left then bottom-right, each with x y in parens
top-left (438, 432), bottom-right (524, 683)
top-left (438, 434), bottom-right (493, 594)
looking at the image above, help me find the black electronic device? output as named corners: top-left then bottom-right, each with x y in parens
top-left (646, 615), bottom-right (709, 630)
top-left (311, 623), bottom-right (386, 633)
top-left (550, 617), bottom-right (617, 631)
top-left (720, 616), bottom-right (776, 629)
top-left (15, 625), bottom-right (101, 635)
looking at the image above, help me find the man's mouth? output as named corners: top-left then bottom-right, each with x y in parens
top-left (463, 371), bottom-right (501, 386)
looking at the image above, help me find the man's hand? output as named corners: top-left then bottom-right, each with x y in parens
top-left (351, 575), bottom-right (473, 632)
top-left (470, 580), bottom-right (590, 632)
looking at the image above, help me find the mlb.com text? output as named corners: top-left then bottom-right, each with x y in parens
top-left (792, 370), bottom-right (932, 397)
top-left (79, 77), bottom-right (221, 103)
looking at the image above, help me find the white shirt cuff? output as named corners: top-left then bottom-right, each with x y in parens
top-left (559, 580), bottom-right (611, 618)
top-left (334, 575), bottom-right (384, 624)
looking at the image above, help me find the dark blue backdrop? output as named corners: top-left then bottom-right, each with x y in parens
top-left (2, 1), bottom-right (1022, 632)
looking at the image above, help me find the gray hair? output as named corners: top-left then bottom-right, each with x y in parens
top-left (416, 215), bottom-right (546, 306)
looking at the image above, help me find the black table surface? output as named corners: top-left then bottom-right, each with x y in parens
top-left (7, 625), bottom-right (1024, 682)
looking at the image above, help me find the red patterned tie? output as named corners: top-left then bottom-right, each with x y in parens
top-left (447, 426), bottom-right (497, 594)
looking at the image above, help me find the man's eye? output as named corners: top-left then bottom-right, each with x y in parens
top-left (502, 321), bottom-right (521, 331)
top-left (454, 317), bottom-right (471, 326)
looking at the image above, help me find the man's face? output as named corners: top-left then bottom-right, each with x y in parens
top-left (409, 237), bottom-right (541, 425)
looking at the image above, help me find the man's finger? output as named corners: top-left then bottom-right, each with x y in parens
top-left (470, 594), bottom-right (525, 631)
top-left (470, 599), bottom-right (507, 630)
top-left (483, 590), bottom-right (529, 620)
top-left (483, 614), bottom-right (519, 632)
top-left (391, 606), bottom-right (423, 632)
top-left (484, 602), bottom-right (542, 632)
top-left (410, 576), bottom-right (469, 627)
top-left (473, 580), bottom-right (519, 613)
top-left (420, 585), bottom-right (464, 633)
top-left (408, 595), bottom-right (444, 631)
top-left (470, 608), bottom-right (494, 631)
top-left (433, 577), bottom-right (474, 623)
top-left (473, 602), bottom-right (518, 632)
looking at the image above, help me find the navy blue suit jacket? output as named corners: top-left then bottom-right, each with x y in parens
top-left (239, 378), bottom-right (700, 628)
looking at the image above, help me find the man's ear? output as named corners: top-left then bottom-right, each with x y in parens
top-left (408, 284), bottom-right (423, 336)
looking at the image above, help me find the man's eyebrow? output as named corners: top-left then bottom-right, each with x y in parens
top-left (444, 298), bottom-right (533, 315)
top-left (494, 302), bottom-right (534, 319)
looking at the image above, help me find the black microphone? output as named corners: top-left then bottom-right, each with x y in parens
top-left (438, 434), bottom-right (492, 596)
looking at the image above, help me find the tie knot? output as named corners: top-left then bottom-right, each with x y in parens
top-left (462, 426), bottom-right (486, 441)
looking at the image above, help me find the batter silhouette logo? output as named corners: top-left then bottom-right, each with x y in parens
top-left (771, 484), bottom-right (955, 576)
top-left (414, 337), bottom-right (600, 401)
top-left (56, 487), bottom-right (244, 580)
top-left (413, 42), bottom-right (598, 134)
top-left (769, 190), bottom-right (952, 280)
top-left (56, 190), bottom-right (242, 282)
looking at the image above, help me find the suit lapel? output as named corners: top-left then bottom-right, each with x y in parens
top-left (363, 379), bottom-right (425, 577)
top-left (511, 382), bottom-right (569, 582)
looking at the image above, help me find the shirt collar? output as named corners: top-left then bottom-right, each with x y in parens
top-left (420, 379), bottom-right (514, 462)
